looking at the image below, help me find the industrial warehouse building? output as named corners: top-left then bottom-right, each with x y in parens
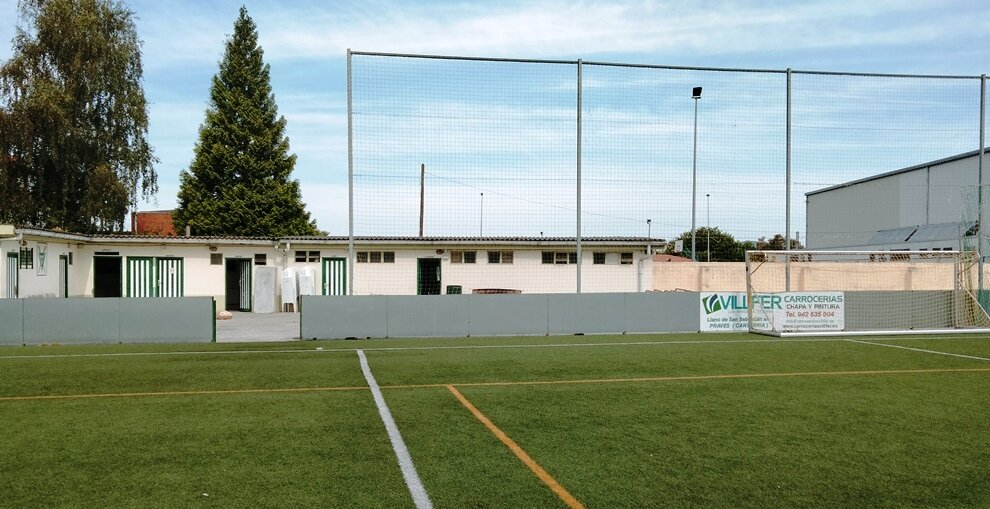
top-left (806, 148), bottom-right (990, 251)
top-left (1, 227), bottom-right (659, 310)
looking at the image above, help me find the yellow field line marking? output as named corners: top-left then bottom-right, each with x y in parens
top-left (447, 385), bottom-right (585, 509)
top-left (438, 367), bottom-right (990, 388)
top-left (0, 385), bottom-right (368, 402)
top-left (4, 367), bottom-right (989, 402)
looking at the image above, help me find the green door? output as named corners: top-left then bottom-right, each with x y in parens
top-left (417, 258), bottom-right (441, 295)
top-left (58, 255), bottom-right (68, 298)
top-left (126, 256), bottom-right (155, 297)
top-left (322, 257), bottom-right (347, 295)
top-left (5, 252), bottom-right (16, 298)
top-left (156, 257), bottom-right (184, 297)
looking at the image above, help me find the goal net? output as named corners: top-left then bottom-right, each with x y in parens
top-left (745, 250), bottom-right (990, 336)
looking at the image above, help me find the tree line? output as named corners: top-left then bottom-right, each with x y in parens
top-left (0, 0), bottom-right (317, 235)
top-left (663, 227), bottom-right (803, 262)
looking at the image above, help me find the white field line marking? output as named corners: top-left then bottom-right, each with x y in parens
top-left (0, 336), bottom-right (859, 360)
top-left (846, 339), bottom-right (990, 361)
top-left (357, 349), bottom-right (433, 509)
top-left (6, 334), bottom-right (984, 361)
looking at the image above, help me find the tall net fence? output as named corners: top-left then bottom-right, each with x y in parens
top-left (348, 52), bottom-right (988, 296)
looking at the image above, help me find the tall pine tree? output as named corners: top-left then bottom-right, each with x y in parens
top-left (174, 6), bottom-right (318, 236)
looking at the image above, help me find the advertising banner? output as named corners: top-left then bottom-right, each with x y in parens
top-left (699, 292), bottom-right (768, 332)
top-left (752, 292), bottom-right (845, 332)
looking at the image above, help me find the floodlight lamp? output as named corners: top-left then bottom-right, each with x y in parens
top-left (692, 86), bottom-right (702, 99)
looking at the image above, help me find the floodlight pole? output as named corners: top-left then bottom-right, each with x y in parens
top-left (480, 192), bottom-right (484, 236)
top-left (691, 87), bottom-right (702, 262)
top-left (706, 193), bottom-right (710, 262)
top-left (647, 219), bottom-right (652, 255)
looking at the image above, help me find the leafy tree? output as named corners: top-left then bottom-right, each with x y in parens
top-left (174, 7), bottom-right (318, 236)
top-left (0, 0), bottom-right (157, 232)
top-left (756, 234), bottom-right (803, 250)
top-left (664, 227), bottom-right (747, 262)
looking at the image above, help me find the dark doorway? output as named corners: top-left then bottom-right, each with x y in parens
top-left (417, 258), bottom-right (441, 295)
top-left (93, 256), bottom-right (122, 298)
top-left (225, 259), bottom-right (252, 311)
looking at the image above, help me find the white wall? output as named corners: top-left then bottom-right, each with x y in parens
top-left (351, 247), bottom-right (645, 295)
top-left (0, 237), bottom-right (76, 298)
top-left (3, 235), bottom-right (651, 302)
top-left (74, 242), bottom-right (283, 303)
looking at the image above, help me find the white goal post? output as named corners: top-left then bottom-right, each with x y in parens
top-left (745, 250), bottom-right (990, 337)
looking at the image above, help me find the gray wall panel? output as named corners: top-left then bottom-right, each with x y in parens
top-left (844, 291), bottom-right (960, 330)
top-left (548, 293), bottom-right (626, 335)
top-left (18, 297), bottom-right (212, 344)
top-left (624, 292), bottom-right (699, 333)
top-left (468, 294), bottom-right (549, 336)
top-left (0, 299), bottom-right (24, 344)
top-left (387, 296), bottom-right (470, 338)
top-left (301, 295), bottom-right (388, 339)
top-left (119, 297), bottom-right (213, 342)
top-left (301, 292), bottom-right (710, 339)
top-left (24, 298), bottom-right (120, 344)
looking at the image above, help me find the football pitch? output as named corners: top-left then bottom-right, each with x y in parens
top-left (2, 333), bottom-right (989, 508)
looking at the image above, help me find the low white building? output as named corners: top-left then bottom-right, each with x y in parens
top-left (1, 228), bottom-right (661, 310)
top-left (806, 148), bottom-right (989, 251)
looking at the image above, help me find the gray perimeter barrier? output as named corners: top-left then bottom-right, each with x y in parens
top-left (300, 292), bottom-right (700, 339)
top-left (299, 291), bottom-right (973, 340)
top-left (0, 297), bottom-right (215, 345)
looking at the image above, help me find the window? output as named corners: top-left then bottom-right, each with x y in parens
top-left (620, 252), bottom-right (633, 265)
top-left (295, 250), bottom-right (320, 262)
top-left (357, 251), bottom-right (393, 263)
top-left (593, 252), bottom-right (606, 265)
top-left (543, 251), bottom-right (577, 264)
top-left (210, 253), bottom-right (223, 265)
top-left (68, 252), bottom-right (73, 265)
top-left (19, 247), bottom-right (33, 269)
top-left (452, 250), bottom-right (476, 264)
top-left (254, 253), bottom-right (267, 265)
top-left (487, 251), bottom-right (512, 264)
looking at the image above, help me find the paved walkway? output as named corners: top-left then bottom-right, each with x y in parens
top-left (216, 311), bottom-right (300, 342)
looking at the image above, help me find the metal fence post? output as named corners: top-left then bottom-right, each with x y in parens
top-left (785, 68), bottom-right (792, 291)
top-left (347, 48), bottom-right (355, 296)
top-left (576, 59), bottom-right (583, 294)
top-left (980, 74), bottom-right (986, 293)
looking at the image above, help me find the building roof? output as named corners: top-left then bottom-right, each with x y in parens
top-left (867, 222), bottom-right (969, 246)
top-left (12, 227), bottom-right (664, 247)
top-left (806, 147), bottom-right (990, 197)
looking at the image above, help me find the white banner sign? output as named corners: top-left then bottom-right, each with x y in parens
top-left (699, 292), bottom-right (769, 332)
top-left (753, 292), bottom-right (845, 332)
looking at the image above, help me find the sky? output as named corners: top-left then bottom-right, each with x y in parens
top-left (2, 0), bottom-right (990, 240)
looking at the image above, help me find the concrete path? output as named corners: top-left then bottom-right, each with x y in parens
top-left (216, 311), bottom-right (300, 342)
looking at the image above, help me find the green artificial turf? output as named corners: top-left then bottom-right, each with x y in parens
top-left (1, 333), bottom-right (988, 508)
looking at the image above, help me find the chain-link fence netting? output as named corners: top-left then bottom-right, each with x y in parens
top-left (348, 52), bottom-right (987, 295)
